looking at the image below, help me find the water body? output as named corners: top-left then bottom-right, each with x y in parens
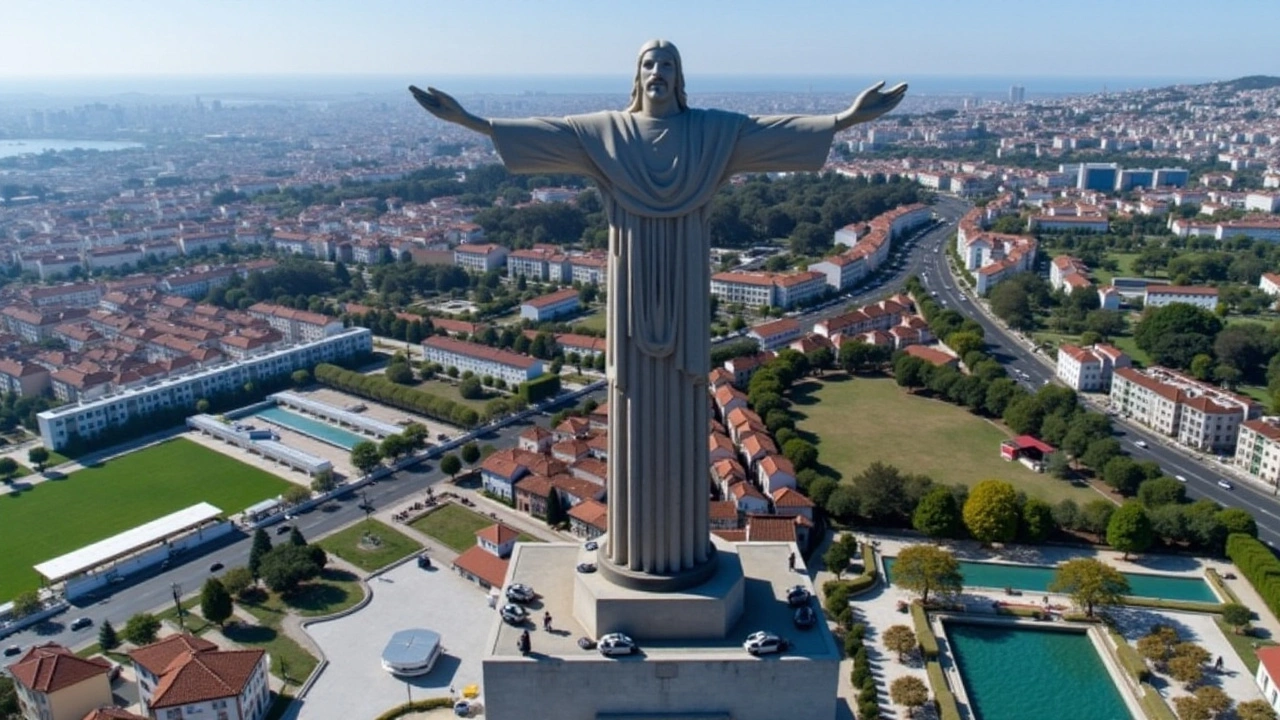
top-left (249, 406), bottom-right (365, 451)
top-left (882, 557), bottom-right (1216, 603)
top-left (946, 621), bottom-right (1133, 720)
top-left (0, 139), bottom-right (144, 159)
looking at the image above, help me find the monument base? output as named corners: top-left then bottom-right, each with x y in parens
top-left (598, 542), bottom-right (719, 593)
top-left (481, 541), bottom-right (840, 720)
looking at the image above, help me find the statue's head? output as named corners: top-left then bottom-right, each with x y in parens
top-left (626, 39), bottom-right (688, 113)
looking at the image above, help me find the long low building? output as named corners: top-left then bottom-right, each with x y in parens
top-left (186, 413), bottom-right (333, 476)
top-left (422, 335), bottom-right (544, 387)
top-left (270, 391), bottom-right (402, 437)
top-left (37, 327), bottom-right (373, 451)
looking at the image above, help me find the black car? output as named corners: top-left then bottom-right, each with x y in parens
top-left (576, 562), bottom-right (597, 574)
top-left (3, 645), bottom-right (21, 657)
top-left (793, 606), bottom-right (817, 630)
top-left (209, 562), bottom-right (224, 573)
top-left (276, 524), bottom-right (292, 535)
top-left (70, 617), bottom-right (94, 631)
top-left (785, 584), bottom-right (812, 607)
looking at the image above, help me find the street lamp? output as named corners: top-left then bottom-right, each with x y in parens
top-left (170, 583), bottom-right (184, 630)
top-left (361, 490), bottom-right (373, 521)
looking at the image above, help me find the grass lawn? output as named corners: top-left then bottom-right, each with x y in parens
top-left (223, 621), bottom-right (318, 686)
top-left (410, 503), bottom-right (494, 552)
top-left (0, 438), bottom-right (291, 602)
top-left (1215, 617), bottom-right (1276, 675)
top-left (573, 310), bottom-right (608, 333)
top-left (240, 569), bottom-right (366, 619)
top-left (413, 377), bottom-right (495, 411)
top-left (42, 449), bottom-right (73, 466)
top-left (791, 375), bottom-right (1101, 505)
top-left (316, 519), bottom-right (422, 573)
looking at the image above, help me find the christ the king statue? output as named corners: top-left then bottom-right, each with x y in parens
top-left (412, 40), bottom-right (906, 590)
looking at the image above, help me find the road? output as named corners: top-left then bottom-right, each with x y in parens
top-left (2, 388), bottom-right (605, 656)
top-left (914, 200), bottom-right (1280, 549)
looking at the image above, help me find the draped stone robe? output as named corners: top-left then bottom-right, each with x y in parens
top-left (492, 109), bottom-right (836, 581)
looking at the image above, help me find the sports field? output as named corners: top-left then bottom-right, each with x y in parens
top-left (0, 438), bottom-right (291, 601)
top-left (791, 375), bottom-right (1100, 505)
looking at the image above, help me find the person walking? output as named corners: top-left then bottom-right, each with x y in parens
top-left (543, 611), bottom-right (553, 632)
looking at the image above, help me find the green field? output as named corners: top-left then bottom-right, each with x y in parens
top-left (316, 519), bottom-right (422, 572)
top-left (0, 438), bottom-right (291, 601)
top-left (572, 310), bottom-right (608, 333)
top-left (412, 376), bottom-right (495, 411)
top-left (791, 375), bottom-right (1101, 505)
top-left (411, 503), bottom-right (494, 552)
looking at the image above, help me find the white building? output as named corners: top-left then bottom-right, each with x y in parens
top-left (1261, 272), bottom-right (1280, 297)
top-left (1216, 218), bottom-right (1280, 242)
top-left (1142, 285), bottom-right (1219, 311)
top-left (520, 288), bottom-right (580, 322)
top-left (748, 318), bottom-right (803, 351)
top-left (807, 252), bottom-right (867, 292)
top-left (422, 335), bottom-right (543, 387)
top-left (37, 327), bottom-right (373, 450)
top-left (1235, 419), bottom-right (1280, 491)
top-left (247, 303), bottom-right (345, 343)
top-left (1049, 255), bottom-right (1090, 294)
top-left (1245, 192), bottom-right (1280, 214)
top-left (1027, 215), bottom-right (1110, 233)
top-left (711, 272), bottom-right (775, 308)
top-left (1256, 646), bottom-right (1280, 714)
top-left (453, 243), bottom-right (508, 273)
top-left (1110, 366), bottom-right (1260, 453)
top-left (771, 271), bottom-right (828, 309)
top-left (1055, 343), bottom-right (1129, 392)
top-left (131, 634), bottom-right (271, 720)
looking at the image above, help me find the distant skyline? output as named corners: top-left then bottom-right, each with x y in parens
top-left (2, 0), bottom-right (1277, 88)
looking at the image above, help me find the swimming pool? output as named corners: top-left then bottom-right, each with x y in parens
top-left (249, 407), bottom-right (366, 450)
top-left (883, 557), bottom-right (1216, 603)
top-left (945, 620), bottom-right (1133, 720)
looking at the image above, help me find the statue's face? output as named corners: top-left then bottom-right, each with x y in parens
top-left (639, 48), bottom-right (677, 104)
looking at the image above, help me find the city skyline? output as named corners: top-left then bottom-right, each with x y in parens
top-left (2, 0), bottom-right (1277, 88)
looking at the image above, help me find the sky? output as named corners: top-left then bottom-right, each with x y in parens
top-left (2, 0), bottom-right (1277, 85)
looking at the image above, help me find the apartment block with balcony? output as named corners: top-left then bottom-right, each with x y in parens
top-left (1110, 366), bottom-right (1260, 453)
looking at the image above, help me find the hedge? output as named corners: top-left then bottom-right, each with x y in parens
top-left (1226, 532), bottom-right (1280, 620)
top-left (1106, 627), bottom-right (1150, 684)
top-left (911, 601), bottom-right (939, 660)
top-left (373, 697), bottom-right (454, 720)
top-left (844, 572), bottom-right (878, 596)
top-left (1205, 568), bottom-right (1241, 605)
top-left (1118, 596), bottom-right (1225, 614)
top-left (1139, 682), bottom-right (1177, 720)
top-left (927, 660), bottom-right (962, 720)
top-left (517, 373), bottom-right (562, 404)
top-left (860, 542), bottom-right (878, 581)
top-left (315, 363), bottom-right (480, 427)
top-left (994, 605), bottom-right (1047, 619)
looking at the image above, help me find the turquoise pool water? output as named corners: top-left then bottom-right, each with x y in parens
top-left (945, 621), bottom-right (1133, 720)
top-left (883, 557), bottom-right (1216, 603)
top-left (249, 407), bottom-right (365, 450)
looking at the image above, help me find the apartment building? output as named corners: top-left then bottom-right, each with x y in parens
top-left (421, 335), bottom-right (544, 387)
top-left (1234, 418), bottom-right (1280, 489)
top-left (246, 303), bottom-right (345, 343)
top-left (452, 243), bottom-right (508, 273)
top-left (1110, 366), bottom-right (1260, 453)
top-left (1055, 343), bottom-right (1130, 392)
top-left (131, 634), bottom-right (271, 720)
top-left (520, 288), bottom-right (580, 322)
top-left (37, 327), bottom-right (373, 450)
top-left (710, 272), bottom-right (775, 308)
top-left (9, 644), bottom-right (114, 720)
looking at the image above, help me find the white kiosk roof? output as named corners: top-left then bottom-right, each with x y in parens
top-left (34, 502), bottom-right (223, 582)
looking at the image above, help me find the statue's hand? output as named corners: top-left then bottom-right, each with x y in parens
top-left (408, 85), bottom-right (493, 136)
top-left (836, 81), bottom-right (908, 130)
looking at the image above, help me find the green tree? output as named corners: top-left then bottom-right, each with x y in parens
top-left (989, 278), bottom-right (1035, 329)
top-left (1137, 477), bottom-right (1186, 508)
top-left (883, 624), bottom-right (918, 662)
top-left (912, 485), bottom-right (962, 539)
top-left (379, 433), bottom-right (411, 461)
top-left (310, 470), bottom-right (338, 494)
top-left (1134, 303), bottom-right (1223, 369)
top-left (259, 544), bottom-right (322, 595)
top-left (946, 331), bottom-right (984, 359)
top-left (248, 528), bottom-right (273, 581)
top-left (200, 578), bottom-right (233, 628)
top-left (440, 453), bottom-right (462, 480)
top-left (1001, 395), bottom-right (1044, 436)
top-left (1080, 438), bottom-right (1123, 471)
top-left (291, 369), bottom-right (312, 387)
top-left (459, 376), bottom-right (484, 399)
top-left (1102, 456), bottom-right (1145, 495)
top-left (461, 442), bottom-right (481, 465)
top-left (289, 526), bottom-right (307, 547)
top-left (781, 438), bottom-right (818, 471)
top-left (1107, 502), bottom-right (1154, 559)
top-left (1167, 654), bottom-right (1204, 688)
top-left (27, 446), bottom-right (49, 471)
top-left (889, 675), bottom-right (930, 718)
top-left (892, 544), bottom-right (963, 603)
top-left (282, 485), bottom-right (311, 506)
top-left (384, 361), bottom-right (415, 385)
top-left (350, 441), bottom-right (383, 475)
top-left (1019, 498), bottom-right (1055, 544)
top-left (1172, 695), bottom-right (1211, 720)
top-left (1217, 507), bottom-right (1258, 538)
top-left (1237, 699), bottom-right (1278, 720)
top-left (0, 457), bottom-right (20, 481)
top-left (1048, 557), bottom-right (1129, 617)
top-left (1221, 602), bottom-right (1252, 632)
top-left (963, 480), bottom-right (1020, 546)
top-left (0, 675), bottom-right (19, 719)
top-left (851, 462), bottom-right (909, 523)
top-left (98, 620), bottom-right (120, 651)
top-left (221, 567), bottom-right (255, 600)
top-left (124, 613), bottom-right (161, 645)
top-left (823, 534), bottom-right (858, 579)
top-left (10, 590), bottom-right (40, 618)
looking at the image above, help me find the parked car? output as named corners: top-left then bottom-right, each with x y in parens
top-left (500, 604), bottom-right (529, 625)
top-left (785, 585), bottom-right (811, 607)
top-left (744, 632), bottom-right (788, 656)
top-left (3, 645), bottom-right (21, 657)
top-left (793, 606), bottom-right (817, 630)
top-left (576, 562), bottom-right (597, 574)
top-left (505, 583), bottom-right (536, 604)
top-left (597, 633), bottom-right (637, 657)
top-left (276, 524), bottom-right (293, 535)
top-left (70, 617), bottom-right (93, 631)
top-left (1217, 479), bottom-right (1234, 490)
top-left (583, 541), bottom-right (599, 552)
top-left (209, 562), bottom-right (224, 573)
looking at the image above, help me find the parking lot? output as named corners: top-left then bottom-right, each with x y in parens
top-left (292, 560), bottom-right (496, 720)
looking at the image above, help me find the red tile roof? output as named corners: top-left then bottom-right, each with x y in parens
top-left (453, 544), bottom-right (511, 588)
top-left (476, 522), bottom-right (520, 546)
top-left (10, 643), bottom-right (111, 694)
top-left (129, 634), bottom-right (219, 676)
top-left (149, 649), bottom-right (266, 709)
top-left (567, 499), bottom-right (608, 531)
top-left (82, 708), bottom-right (148, 720)
top-left (745, 514), bottom-right (798, 543)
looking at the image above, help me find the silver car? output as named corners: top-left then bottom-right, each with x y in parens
top-left (597, 633), bottom-right (637, 657)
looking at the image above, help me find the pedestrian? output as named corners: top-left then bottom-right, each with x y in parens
top-left (788, 552), bottom-right (796, 572)
top-left (1215, 655), bottom-right (1223, 670)
top-left (543, 611), bottom-right (552, 632)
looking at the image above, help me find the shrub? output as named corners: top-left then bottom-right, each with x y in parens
top-left (824, 580), bottom-right (853, 617)
top-left (1226, 533), bottom-right (1280, 620)
top-left (927, 661), bottom-right (962, 720)
top-left (912, 602), bottom-right (939, 660)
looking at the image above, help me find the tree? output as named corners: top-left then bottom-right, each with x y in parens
top-left (350, 441), bottom-right (383, 475)
top-left (1237, 699), bottom-right (1278, 720)
top-left (1107, 502), bottom-right (1154, 559)
top-left (259, 544), bottom-right (322, 595)
top-left (1167, 654), bottom-right (1204, 688)
top-left (1102, 456), bottom-right (1145, 495)
top-left (1217, 507), bottom-right (1258, 538)
top-left (851, 462), bottom-right (909, 523)
top-left (1079, 499), bottom-right (1116, 536)
top-left (1048, 557), bottom-right (1129, 617)
top-left (98, 620), bottom-right (120, 651)
top-left (124, 613), bottom-right (161, 645)
top-left (291, 369), bottom-right (312, 387)
top-left (781, 438), bottom-right (817, 472)
top-left (221, 566), bottom-right (255, 600)
top-left (1172, 695), bottom-right (1211, 720)
top-left (1001, 395), bottom-right (1044, 436)
top-left (384, 361), bottom-right (414, 384)
top-left (249, 528), bottom-right (273, 581)
top-left (989, 278), bottom-right (1035, 329)
top-left (0, 457), bottom-right (18, 481)
top-left (1080, 438), bottom-right (1123, 471)
top-left (289, 526), bottom-right (307, 547)
top-left (889, 675), bottom-right (929, 718)
top-left (1221, 602), bottom-right (1253, 633)
top-left (459, 376), bottom-right (484, 399)
top-left (823, 534), bottom-right (859, 579)
top-left (883, 624), bottom-right (918, 662)
top-left (963, 480), bottom-right (1020, 546)
top-left (10, 590), bottom-right (40, 618)
top-left (912, 485), bottom-right (962, 539)
top-left (27, 446), bottom-right (49, 472)
top-left (1138, 477), bottom-right (1186, 508)
top-left (200, 578), bottom-right (233, 628)
top-left (461, 442), bottom-right (481, 465)
top-left (440, 453), bottom-right (462, 480)
top-left (283, 485), bottom-right (311, 506)
top-left (946, 331), bottom-right (984, 359)
top-left (892, 544), bottom-right (963, 604)
top-left (1019, 498), bottom-right (1055, 544)
top-left (311, 471), bottom-right (338, 494)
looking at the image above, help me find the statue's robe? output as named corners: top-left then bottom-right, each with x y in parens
top-left (492, 110), bottom-right (836, 576)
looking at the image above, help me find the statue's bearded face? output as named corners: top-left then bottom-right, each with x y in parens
top-left (639, 48), bottom-right (678, 103)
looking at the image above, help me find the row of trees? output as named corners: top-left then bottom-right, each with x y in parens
top-left (348, 422), bottom-right (431, 475)
top-left (315, 363), bottom-right (482, 428)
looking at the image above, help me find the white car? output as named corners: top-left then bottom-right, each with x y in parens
top-left (1134, 440), bottom-right (1148, 449)
top-left (500, 603), bottom-right (529, 625)
top-left (597, 633), bottom-right (637, 657)
top-left (505, 583), bottom-right (536, 604)
top-left (1175, 475), bottom-right (1187, 483)
top-left (744, 632), bottom-right (789, 656)
top-left (1217, 479), bottom-right (1234, 490)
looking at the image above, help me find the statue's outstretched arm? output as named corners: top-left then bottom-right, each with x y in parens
top-left (835, 81), bottom-right (908, 131)
top-left (409, 85), bottom-right (494, 137)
